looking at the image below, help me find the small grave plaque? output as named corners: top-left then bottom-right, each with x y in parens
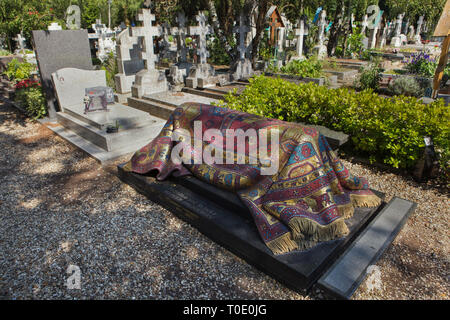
top-left (84, 86), bottom-right (114, 114)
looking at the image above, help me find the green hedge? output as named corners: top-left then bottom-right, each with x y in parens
top-left (215, 76), bottom-right (449, 174)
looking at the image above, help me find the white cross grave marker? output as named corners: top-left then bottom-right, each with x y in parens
top-left (130, 8), bottom-right (162, 70)
top-left (294, 19), bottom-right (308, 59)
top-left (188, 12), bottom-right (213, 64)
top-left (361, 14), bottom-right (369, 34)
top-left (318, 10), bottom-right (326, 46)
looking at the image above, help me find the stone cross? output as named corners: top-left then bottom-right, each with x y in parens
top-left (143, 0), bottom-right (152, 8)
top-left (416, 15), bottom-right (424, 37)
top-left (14, 34), bottom-right (26, 53)
top-left (188, 12), bottom-right (213, 64)
top-left (394, 13), bottom-right (404, 37)
top-left (361, 14), bottom-right (368, 34)
top-left (294, 19), bottom-right (308, 58)
top-left (318, 10), bottom-right (326, 46)
top-left (233, 14), bottom-right (251, 60)
top-left (170, 11), bottom-right (188, 63)
top-left (130, 8), bottom-right (161, 70)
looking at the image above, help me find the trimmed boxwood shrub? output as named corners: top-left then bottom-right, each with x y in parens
top-left (215, 75), bottom-right (449, 176)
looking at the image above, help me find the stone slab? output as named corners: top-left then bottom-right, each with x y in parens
top-left (317, 197), bottom-right (416, 299)
top-left (143, 91), bottom-right (218, 108)
top-left (46, 122), bottom-right (151, 163)
top-left (114, 92), bottom-right (132, 104)
top-left (51, 68), bottom-right (107, 111)
top-left (323, 69), bottom-right (358, 80)
top-left (56, 110), bottom-right (164, 152)
top-left (32, 30), bottom-right (93, 118)
top-left (63, 102), bottom-right (157, 130)
top-left (118, 164), bottom-right (391, 296)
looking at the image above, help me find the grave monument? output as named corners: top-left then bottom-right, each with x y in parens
top-left (114, 27), bottom-right (145, 98)
top-left (230, 14), bottom-right (254, 81)
top-left (32, 29), bottom-right (94, 118)
top-left (291, 19), bottom-right (308, 61)
top-left (391, 13), bottom-right (405, 47)
top-left (312, 10), bottom-right (327, 59)
top-left (130, 8), bottom-right (168, 98)
top-left (185, 12), bottom-right (218, 88)
top-left (415, 16), bottom-right (424, 45)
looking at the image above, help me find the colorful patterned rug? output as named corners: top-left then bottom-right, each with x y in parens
top-left (124, 103), bottom-right (381, 255)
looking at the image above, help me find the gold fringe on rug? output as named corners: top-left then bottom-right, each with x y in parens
top-left (288, 216), bottom-right (349, 242)
top-left (123, 161), bottom-right (133, 172)
top-left (266, 232), bottom-right (298, 255)
top-left (337, 202), bottom-right (355, 219)
top-left (350, 193), bottom-right (382, 208)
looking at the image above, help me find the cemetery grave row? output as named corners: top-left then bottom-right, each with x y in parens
top-left (1, 3), bottom-right (449, 299)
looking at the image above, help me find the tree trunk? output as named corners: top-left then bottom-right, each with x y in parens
top-left (206, 0), bottom-right (234, 61)
top-left (327, 2), bottom-right (346, 57)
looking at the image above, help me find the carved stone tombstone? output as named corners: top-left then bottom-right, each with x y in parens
top-left (230, 14), bottom-right (254, 81)
top-left (167, 11), bottom-right (192, 91)
top-left (130, 8), bottom-right (167, 98)
top-left (312, 10), bottom-right (327, 59)
top-left (415, 16), bottom-right (424, 45)
top-left (291, 19), bottom-right (308, 60)
top-left (114, 27), bottom-right (145, 95)
top-left (391, 13), bottom-right (404, 47)
top-left (186, 12), bottom-right (216, 88)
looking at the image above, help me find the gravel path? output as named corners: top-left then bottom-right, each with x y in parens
top-left (0, 101), bottom-right (448, 300)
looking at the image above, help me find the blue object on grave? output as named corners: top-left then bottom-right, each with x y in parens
top-left (313, 7), bottom-right (322, 24)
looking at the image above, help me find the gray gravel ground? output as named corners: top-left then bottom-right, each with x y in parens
top-left (0, 101), bottom-right (448, 300)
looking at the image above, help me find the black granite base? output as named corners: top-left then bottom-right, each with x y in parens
top-left (117, 163), bottom-right (418, 299)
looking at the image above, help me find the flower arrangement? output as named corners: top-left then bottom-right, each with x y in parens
top-left (14, 79), bottom-right (41, 90)
top-left (405, 52), bottom-right (438, 77)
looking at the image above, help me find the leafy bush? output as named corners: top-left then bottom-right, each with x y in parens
top-left (277, 56), bottom-right (323, 78)
top-left (3, 58), bottom-right (35, 83)
top-left (215, 75), bottom-right (449, 175)
top-left (387, 76), bottom-right (424, 97)
top-left (355, 58), bottom-right (382, 91)
top-left (208, 34), bottom-right (232, 65)
top-left (14, 80), bottom-right (46, 120)
top-left (100, 51), bottom-right (118, 90)
top-left (0, 49), bottom-right (11, 56)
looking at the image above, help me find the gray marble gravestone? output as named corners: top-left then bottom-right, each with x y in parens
top-left (114, 27), bottom-right (145, 95)
top-left (32, 29), bottom-right (93, 119)
top-left (50, 67), bottom-right (165, 162)
top-left (117, 161), bottom-right (416, 299)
